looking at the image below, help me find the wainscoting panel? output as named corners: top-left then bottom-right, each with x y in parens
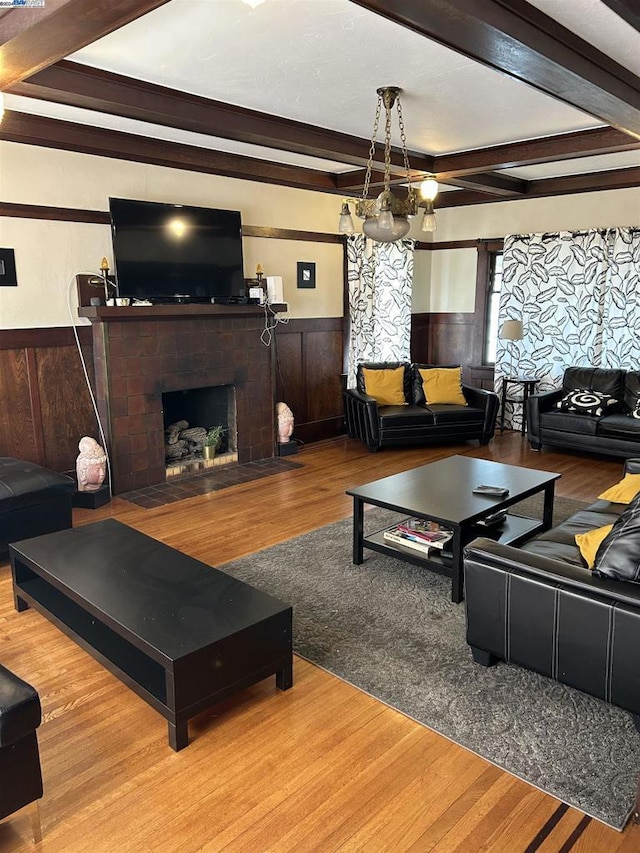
top-left (466, 364), bottom-right (496, 391)
top-left (306, 330), bottom-right (343, 423)
top-left (0, 320), bottom-right (345, 473)
top-left (35, 345), bottom-right (97, 472)
top-left (0, 329), bottom-right (95, 472)
top-left (426, 313), bottom-right (477, 365)
top-left (275, 318), bottom-right (344, 444)
top-left (410, 313), bottom-right (430, 363)
top-left (0, 347), bottom-right (38, 461)
top-left (274, 330), bottom-right (304, 428)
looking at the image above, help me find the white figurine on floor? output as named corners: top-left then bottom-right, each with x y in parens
top-left (276, 402), bottom-right (294, 443)
top-left (76, 436), bottom-right (107, 492)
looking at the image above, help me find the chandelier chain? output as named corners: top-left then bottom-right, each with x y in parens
top-left (396, 97), bottom-right (415, 203)
top-left (362, 94), bottom-right (382, 201)
top-left (342, 86), bottom-right (431, 241)
top-left (383, 95), bottom-right (392, 194)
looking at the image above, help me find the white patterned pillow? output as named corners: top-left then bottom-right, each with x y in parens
top-left (556, 389), bottom-right (618, 417)
top-left (632, 399), bottom-right (640, 419)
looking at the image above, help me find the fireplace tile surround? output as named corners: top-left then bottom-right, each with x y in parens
top-left (80, 305), bottom-right (275, 494)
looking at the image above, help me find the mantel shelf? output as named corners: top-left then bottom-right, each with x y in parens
top-left (78, 303), bottom-right (287, 321)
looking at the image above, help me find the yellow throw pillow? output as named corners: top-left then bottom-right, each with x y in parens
top-left (419, 367), bottom-right (467, 406)
top-left (575, 524), bottom-right (614, 569)
top-left (362, 367), bottom-right (406, 406)
top-left (598, 473), bottom-right (640, 504)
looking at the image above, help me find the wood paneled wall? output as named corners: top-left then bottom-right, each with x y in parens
top-left (0, 320), bottom-right (347, 472)
top-left (424, 313), bottom-right (478, 365)
top-left (0, 327), bottom-right (97, 472)
top-left (275, 318), bottom-right (345, 445)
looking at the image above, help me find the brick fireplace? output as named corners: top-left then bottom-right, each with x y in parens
top-left (80, 305), bottom-right (275, 494)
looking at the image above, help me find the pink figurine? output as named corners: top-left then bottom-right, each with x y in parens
top-left (276, 402), bottom-right (294, 443)
top-left (76, 436), bottom-right (107, 492)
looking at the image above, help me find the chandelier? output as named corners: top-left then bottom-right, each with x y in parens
top-left (338, 87), bottom-right (439, 242)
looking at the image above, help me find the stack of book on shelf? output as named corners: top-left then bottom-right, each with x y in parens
top-left (383, 518), bottom-right (453, 555)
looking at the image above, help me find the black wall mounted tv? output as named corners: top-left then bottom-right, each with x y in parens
top-left (109, 198), bottom-right (245, 303)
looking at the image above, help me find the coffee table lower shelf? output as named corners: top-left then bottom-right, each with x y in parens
top-left (364, 514), bottom-right (545, 585)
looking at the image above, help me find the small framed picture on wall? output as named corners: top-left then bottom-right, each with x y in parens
top-left (0, 249), bottom-right (17, 286)
top-left (297, 261), bottom-right (316, 289)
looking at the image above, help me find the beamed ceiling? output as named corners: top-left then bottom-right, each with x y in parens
top-left (1, 0), bottom-right (640, 212)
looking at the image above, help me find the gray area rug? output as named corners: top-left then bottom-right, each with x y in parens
top-left (221, 495), bottom-right (640, 830)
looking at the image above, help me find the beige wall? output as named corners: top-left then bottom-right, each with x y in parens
top-left (3, 141), bottom-right (637, 327)
top-left (0, 142), bottom-right (345, 328)
top-left (428, 187), bottom-right (640, 312)
top-left (411, 249), bottom-right (432, 314)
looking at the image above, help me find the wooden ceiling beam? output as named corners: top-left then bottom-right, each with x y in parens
top-left (351, 0), bottom-right (640, 139)
top-left (0, 110), bottom-right (338, 193)
top-left (443, 172), bottom-right (527, 196)
top-left (600, 1), bottom-right (640, 32)
top-left (14, 62), bottom-right (639, 186)
top-left (435, 165), bottom-right (640, 208)
top-left (5, 109), bottom-right (639, 206)
top-left (336, 168), bottom-right (526, 196)
top-left (434, 126), bottom-right (640, 177)
top-left (0, 0), bottom-right (172, 89)
top-left (528, 165), bottom-right (640, 197)
top-left (11, 61), bottom-right (436, 175)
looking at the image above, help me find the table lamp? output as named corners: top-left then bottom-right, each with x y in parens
top-left (500, 319), bottom-right (523, 378)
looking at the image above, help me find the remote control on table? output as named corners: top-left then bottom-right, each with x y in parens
top-left (472, 485), bottom-right (509, 497)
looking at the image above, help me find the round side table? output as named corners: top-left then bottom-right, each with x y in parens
top-left (500, 376), bottom-right (539, 435)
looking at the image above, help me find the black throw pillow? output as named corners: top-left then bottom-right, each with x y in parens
top-left (556, 389), bottom-right (618, 417)
top-left (593, 493), bottom-right (640, 582)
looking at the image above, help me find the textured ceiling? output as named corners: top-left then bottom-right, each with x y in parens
top-left (2, 0), bottom-right (640, 192)
top-left (67, 0), bottom-right (602, 156)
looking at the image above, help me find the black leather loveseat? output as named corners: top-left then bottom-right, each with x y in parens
top-left (344, 362), bottom-right (499, 451)
top-left (464, 458), bottom-right (640, 728)
top-left (527, 366), bottom-right (640, 458)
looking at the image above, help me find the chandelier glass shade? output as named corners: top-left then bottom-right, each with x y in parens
top-left (338, 87), bottom-right (438, 243)
top-left (419, 177), bottom-right (438, 232)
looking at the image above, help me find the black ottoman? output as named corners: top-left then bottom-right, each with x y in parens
top-left (0, 457), bottom-right (74, 554)
top-left (0, 664), bottom-right (43, 842)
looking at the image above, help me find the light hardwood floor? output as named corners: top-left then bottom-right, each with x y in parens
top-left (1, 434), bottom-right (639, 852)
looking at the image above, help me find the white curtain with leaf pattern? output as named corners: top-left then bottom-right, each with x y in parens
top-left (497, 227), bottom-right (640, 429)
top-left (346, 235), bottom-right (414, 388)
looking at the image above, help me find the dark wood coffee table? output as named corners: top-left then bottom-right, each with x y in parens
top-left (347, 455), bottom-right (560, 603)
top-left (10, 519), bottom-right (293, 750)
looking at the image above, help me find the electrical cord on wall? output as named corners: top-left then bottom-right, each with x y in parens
top-left (260, 299), bottom-right (289, 347)
top-left (66, 272), bottom-right (114, 496)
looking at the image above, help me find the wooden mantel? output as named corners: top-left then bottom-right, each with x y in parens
top-left (78, 303), bottom-right (287, 321)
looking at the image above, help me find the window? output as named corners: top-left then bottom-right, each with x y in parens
top-left (484, 251), bottom-right (503, 364)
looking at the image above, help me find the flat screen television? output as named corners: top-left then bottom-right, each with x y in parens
top-left (109, 198), bottom-right (245, 303)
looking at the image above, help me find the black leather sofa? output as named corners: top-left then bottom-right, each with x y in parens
top-left (464, 458), bottom-right (640, 728)
top-left (527, 366), bottom-right (640, 458)
top-left (344, 362), bottom-right (499, 451)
